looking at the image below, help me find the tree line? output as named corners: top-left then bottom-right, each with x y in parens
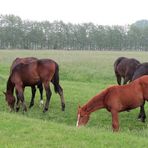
top-left (0, 14), bottom-right (148, 50)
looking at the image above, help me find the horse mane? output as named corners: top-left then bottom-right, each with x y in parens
top-left (6, 76), bottom-right (15, 94)
top-left (82, 88), bottom-right (110, 113)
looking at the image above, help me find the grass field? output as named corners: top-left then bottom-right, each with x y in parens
top-left (0, 50), bottom-right (148, 147)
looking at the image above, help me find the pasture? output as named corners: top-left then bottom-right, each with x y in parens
top-left (0, 50), bottom-right (148, 147)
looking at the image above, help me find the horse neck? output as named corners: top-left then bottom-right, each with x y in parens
top-left (82, 89), bottom-right (108, 115)
top-left (6, 76), bottom-right (14, 95)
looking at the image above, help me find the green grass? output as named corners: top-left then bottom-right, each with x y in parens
top-left (1, 49), bottom-right (148, 147)
top-left (1, 112), bottom-right (148, 148)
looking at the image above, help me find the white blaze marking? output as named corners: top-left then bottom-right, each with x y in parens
top-left (76, 114), bottom-right (80, 127)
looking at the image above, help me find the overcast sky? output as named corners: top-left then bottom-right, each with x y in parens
top-left (0, 0), bottom-right (148, 25)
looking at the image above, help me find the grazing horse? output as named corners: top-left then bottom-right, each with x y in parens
top-left (10, 57), bottom-right (43, 108)
top-left (4, 59), bottom-right (65, 113)
top-left (114, 57), bottom-right (145, 122)
top-left (114, 57), bottom-right (140, 85)
top-left (76, 75), bottom-right (148, 132)
top-left (132, 62), bottom-right (148, 122)
top-left (132, 63), bottom-right (148, 81)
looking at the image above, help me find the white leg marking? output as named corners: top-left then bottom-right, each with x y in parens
top-left (76, 114), bottom-right (80, 127)
top-left (40, 100), bottom-right (44, 105)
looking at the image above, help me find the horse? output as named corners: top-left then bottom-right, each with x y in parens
top-left (131, 62), bottom-right (148, 122)
top-left (4, 58), bottom-right (65, 113)
top-left (114, 57), bottom-right (140, 85)
top-left (76, 75), bottom-right (148, 132)
top-left (10, 57), bottom-right (43, 108)
top-left (132, 63), bottom-right (148, 81)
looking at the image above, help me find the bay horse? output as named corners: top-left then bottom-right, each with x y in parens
top-left (10, 57), bottom-right (43, 108)
top-left (4, 59), bottom-right (65, 113)
top-left (114, 57), bottom-right (140, 85)
top-left (76, 75), bottom-right (148, 132)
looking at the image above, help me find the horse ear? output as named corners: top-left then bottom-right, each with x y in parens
top-left (78, 105), bottom-right (81, 109)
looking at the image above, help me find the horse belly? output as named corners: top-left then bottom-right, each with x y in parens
top-left (120, 97), bottom-right (143, 112)
top-left (23, 75), bottom-right (40, 86)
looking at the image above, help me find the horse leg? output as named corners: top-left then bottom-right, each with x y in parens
top-left (123, 76), bottom-right (130, 85)
top-left (138, 101), bottom-right (146, 122)
top-left (37, 82), bottom-right (44, 105)
top-left (29, 86), bottom-right (36, 108)
top-left (43, 82), bottom-right (52, 113)
top-left (15, 90), bottom-right (20, 112)
top-left (57, 84), bottom-right (65, 111)
top-left (115, 73), bottom-right (121, 85)
top-left (111, 110), bottom-right (119, 132)
top-left (16, 86), bottom-right (27, 112)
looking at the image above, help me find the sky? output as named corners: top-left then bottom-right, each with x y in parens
top-left (0, 0), bottom-right (148, 25)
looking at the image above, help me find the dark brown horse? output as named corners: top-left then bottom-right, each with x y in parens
top-left (132, 62), bottom-right (148, 81)
top-left (132, 62), bottom-right (148, 122)
top-left (114, 57), bottom-right (146, 122)
top-left (10, 57), bottom-right (43, 108)
top-left (4, 59), bottom-right (65, 112)
top-left (114, 57), bottom-right (140, 85)
top-left (76, 75), bottom-right (148, 132)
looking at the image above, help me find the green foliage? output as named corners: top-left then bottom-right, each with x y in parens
top-left (133, 20), bottom-right (148, 28)
top-left (1, 14), bottom-right (148, 50)
top-left (1, 50), bottom-right (148, 147)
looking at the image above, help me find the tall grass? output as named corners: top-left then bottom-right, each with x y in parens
top-left (0, 50), bottom-right (148, 147)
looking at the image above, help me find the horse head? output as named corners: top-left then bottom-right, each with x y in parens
top-left (76, 106), bottom-right (90, 127)
top-left (3, 91), bottom-right (15, 111)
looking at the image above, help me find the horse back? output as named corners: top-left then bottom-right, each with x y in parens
top-left (10, 57), bottom-right (38, 73)
top-left (37, 59), bottom-right (57, 81)
top-left (105, 83), bottom-right (143, 112)
top-left (11, 61), bottom-right (39, 86)
top-left (10, 58), bottom-right (58, 86)
top-left (114, 57), bottom-right (126, 71)
top-left (114, 57), bottom-right (140, 77)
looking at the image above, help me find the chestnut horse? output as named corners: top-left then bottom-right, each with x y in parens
top-left (114, 57), bottom-right (140, 85)
top-left (4, 59), bottom-right (65, 112)
top-left (76, 75), bottom-right (148, 132)
top-left (10, 57), bottom-right (43, 108)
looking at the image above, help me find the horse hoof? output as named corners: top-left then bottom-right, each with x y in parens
top-left (138, 117), bottom-right (145, 123)
top-left (16, 107), bottom-right (20, 112)
top-left (141, 119), bottom-right (145, 123)
top-left (23, 107), bottom-right (27, 112)
top-left (62, 103), bottom-right (65, 111)
top-left (29, 104), bottom-right (34, 108)
top-left (10, 108), bottom-right (14, 112)
top-left (43, 108), bottom-right (48, 113)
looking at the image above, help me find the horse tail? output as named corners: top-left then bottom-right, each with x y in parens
top-left (52, 63), bottom-right (60, 93)
top-left (114, 57), bottom-right (125, 71)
